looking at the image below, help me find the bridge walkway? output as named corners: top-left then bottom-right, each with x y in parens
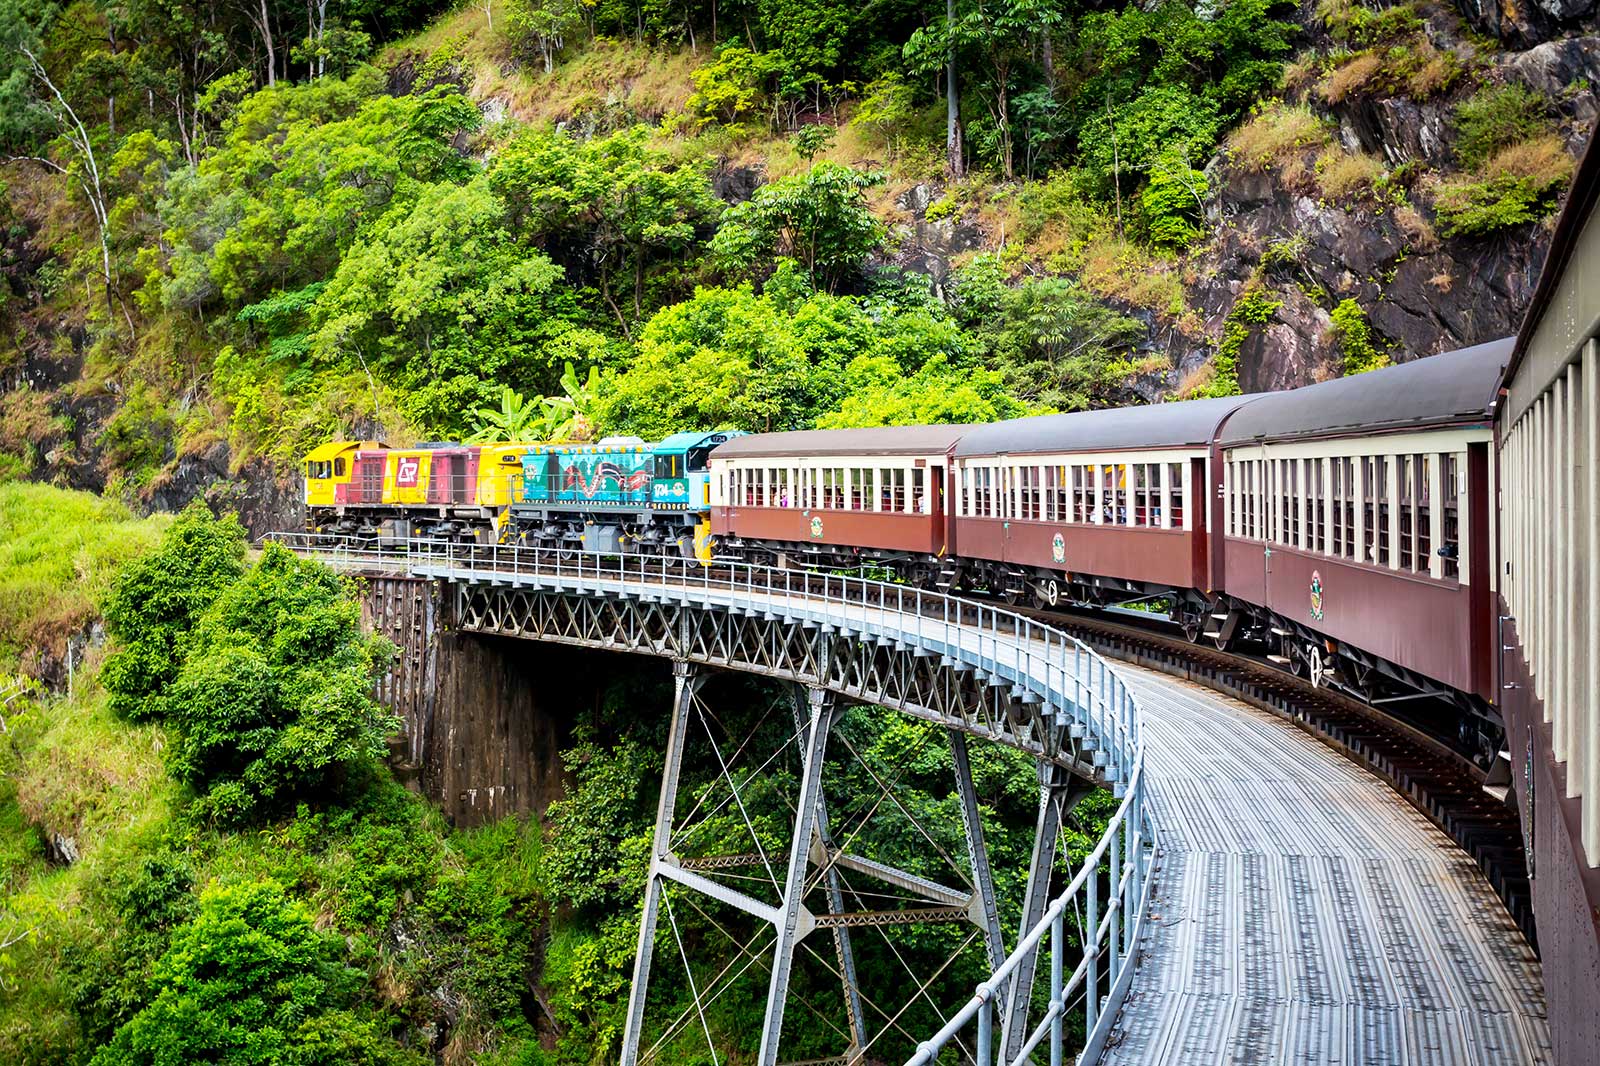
top-left (1098, 665), bottom-right (1551, 1066)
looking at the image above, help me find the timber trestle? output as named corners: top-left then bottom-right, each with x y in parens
top-left (268, 534), bottom-right (1154, 1066)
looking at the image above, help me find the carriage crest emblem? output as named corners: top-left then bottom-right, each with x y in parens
top-left (810, 516), bottom-right (824, 538)
top-left (1051, 533), bottom-right (1066, 563)
top-left (1309, 570), bottom-right (1325, 621)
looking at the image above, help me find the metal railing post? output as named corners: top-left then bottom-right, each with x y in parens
top-left (1086, 851), bottom-right (1100, 1035)
top-left (1049, 911), bottom-right (1064, 1066)
top-left (1110, 812), bottom-right (1123, 985)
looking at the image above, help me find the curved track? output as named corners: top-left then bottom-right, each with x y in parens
top-left (1033, 606), bottom-right (1535, 945)
top-left (1099, 665), bottom-right (1549, 1066)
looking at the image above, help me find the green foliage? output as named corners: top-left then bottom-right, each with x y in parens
top-left (160, 73), bottom-right (482, 309)
top-left (850, 73), bottom-right (919, 158)
top-left (162, 544), bottom-right (398, 823)
top-left (598, 272), bottom-right (997, 436)
top-left (101, 501), bottom-right (247, 720)
top-left (1453, 83), bottom-right (1551, 170)
top-left (104, 508), bottom-right (395, 822)
top-left (489, 125), bottom-right (723, 327)
top-left (687, 45), bottom-right (784, 126)
top-left (1319, 0), bottom-right (1423, 46)
top-left (1328, 298), bottom-right (1389, 374)
top-left (1136, 151), bottom-right (1210, 249)
top-left (91, 879), bottom-right (411, 1066)
top-left (815, 353), bottom-right (1026, 426)
top-left (1193, 287), bottom-right (1281, 398)
top-left (976, 274), bottom-right (1145, 411)
top-left (504, 0), bottom-right (585, 73)
top-left (1432, 134), bottom-right (1574, 237)
top-left (711, 163), bottom-right (885, 291)
top-left (308, 177), bottom-right (578, 432)
top-left (0, 482), bottom-right (169, 671)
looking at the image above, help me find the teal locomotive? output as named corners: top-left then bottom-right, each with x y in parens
top-left (508, 430), bottom-right (740, 558)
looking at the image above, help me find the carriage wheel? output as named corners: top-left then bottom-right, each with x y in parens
top-left (1308, 644), bottom-right (1328, 689)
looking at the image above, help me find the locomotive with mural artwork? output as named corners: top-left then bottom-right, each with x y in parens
top-left (302, 430), bottom-right (740, 557)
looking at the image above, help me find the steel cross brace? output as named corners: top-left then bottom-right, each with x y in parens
top-left (788, 685), bottom-right (870, 1060)
top-left (950, 730), bottom-right (1009, 990)
top-left (1000, 761), bottom-right (1095, 1061)
top-left (758, 684), bottom-right (838, 1066)
top-left (621, 660), bottom-right (705, 1066)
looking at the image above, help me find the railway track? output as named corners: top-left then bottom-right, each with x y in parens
top-left (1022, 602), bottom-right (1536, 947)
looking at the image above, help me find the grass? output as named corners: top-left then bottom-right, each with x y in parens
top-left (0, 681), bottom-right (179, 1064)
top-left (385, 8), bottom-right (700, 130)
top-left (1320, 52), bottom-right (1385, 102)
top-left (0, 484), bottom-right (169, 672)
top-left (1226, 102), bottom-right (1332, 172)
top-left (1393, 201), bottom-right (1438, 250)
top-left (1315, 146), bottom-right (1386, 200)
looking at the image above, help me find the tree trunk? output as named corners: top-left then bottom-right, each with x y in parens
top-left (945, 0), bottom-right (964, 178)
top-left (259, 0), bottom-right (276, 86)
top-left (997, 61), bottom-right (1013, 180)
top-left (1106, 94), bottom-right (1123, 236)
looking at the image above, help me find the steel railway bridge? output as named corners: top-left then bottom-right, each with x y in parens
top-left (275, 536), bottom-right (1551, 1066)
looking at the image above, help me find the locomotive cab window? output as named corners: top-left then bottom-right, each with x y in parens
top-left (654, 454), bottom-right (681, 479)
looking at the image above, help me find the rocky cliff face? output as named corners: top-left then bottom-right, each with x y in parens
top-left (1185, 16), bottom-right (1600, 390)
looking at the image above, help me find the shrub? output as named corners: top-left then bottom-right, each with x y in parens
top-left (91, 880), bottom-right (413, 1066)
top-left (1192, 287), bottom-right (1282, 398)
top-left (101, 501), bottom-right (247, 720)
top-left (1320, 0), bottom-right (1423, 46)
top-left (1137, 153), bottom-right (1211, 249)
top-left (1226, 102), bottom-right (1332, 171)
top-left (1320, 52), bottom-right (1385, 102)
top-left (1433, 134), bottom-right (1574, 236)
top-left (1454, 83), bottom-right (1551, 169)
top-left (686, 45), bottom-right (782, 126)
top-left (1328, 298), bottom-right (1390, 374)
top-left (711, 162), bottom-right (885, 291)
top-left (162, 544), bottom-right (398, 824)
top-left (1315, 147), bottom-right (1386, 200)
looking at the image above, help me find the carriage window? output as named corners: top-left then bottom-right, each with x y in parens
top-left (1441, 453), bottom-right (1460, 579)
top-left (1413, 455), bottom-right (1431, 572)
top-left (1370, 456), bottom-right (1388, 565)
top-left (1398, 456), bottom-right (1415, 570)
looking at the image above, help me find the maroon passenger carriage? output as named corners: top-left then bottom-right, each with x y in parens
top-left (1215, 337), bottom-right (1509, 719)
top-left (947, 396), bottom-right (1251, 629)
top-left (708, 426), bottom-right (963, 579)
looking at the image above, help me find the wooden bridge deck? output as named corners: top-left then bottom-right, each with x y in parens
top-left (1098, 666), bottom-right (1550, 1066)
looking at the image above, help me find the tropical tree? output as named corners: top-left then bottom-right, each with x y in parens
top-left (466, 386), bottom-right (544, 442)
top-left (710, 162), bottom-right (885, 291)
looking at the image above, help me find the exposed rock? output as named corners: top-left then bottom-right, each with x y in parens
top-left (1458, 0), bottom-right (1596, 50)
top-left (1501, 35), bottom-right (1600, 93)
top-left (47, 833), bottom-right (79, 866)
top-left (712, 163), bottom-right (764, 204)
top-left (1335, 97), bottom-right (1453, 164)
top-left (1240, 288), bottom-right (1338, 391)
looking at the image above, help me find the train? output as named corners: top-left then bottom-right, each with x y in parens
top-left (304, 336), bottom-right (1511, 758)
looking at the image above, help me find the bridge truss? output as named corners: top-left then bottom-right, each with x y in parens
top-left (273, 535), bottom-right (1154, 1066)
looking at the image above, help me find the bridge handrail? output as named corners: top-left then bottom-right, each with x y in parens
top-left (265, 531), bottom-right (1152, 1065)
